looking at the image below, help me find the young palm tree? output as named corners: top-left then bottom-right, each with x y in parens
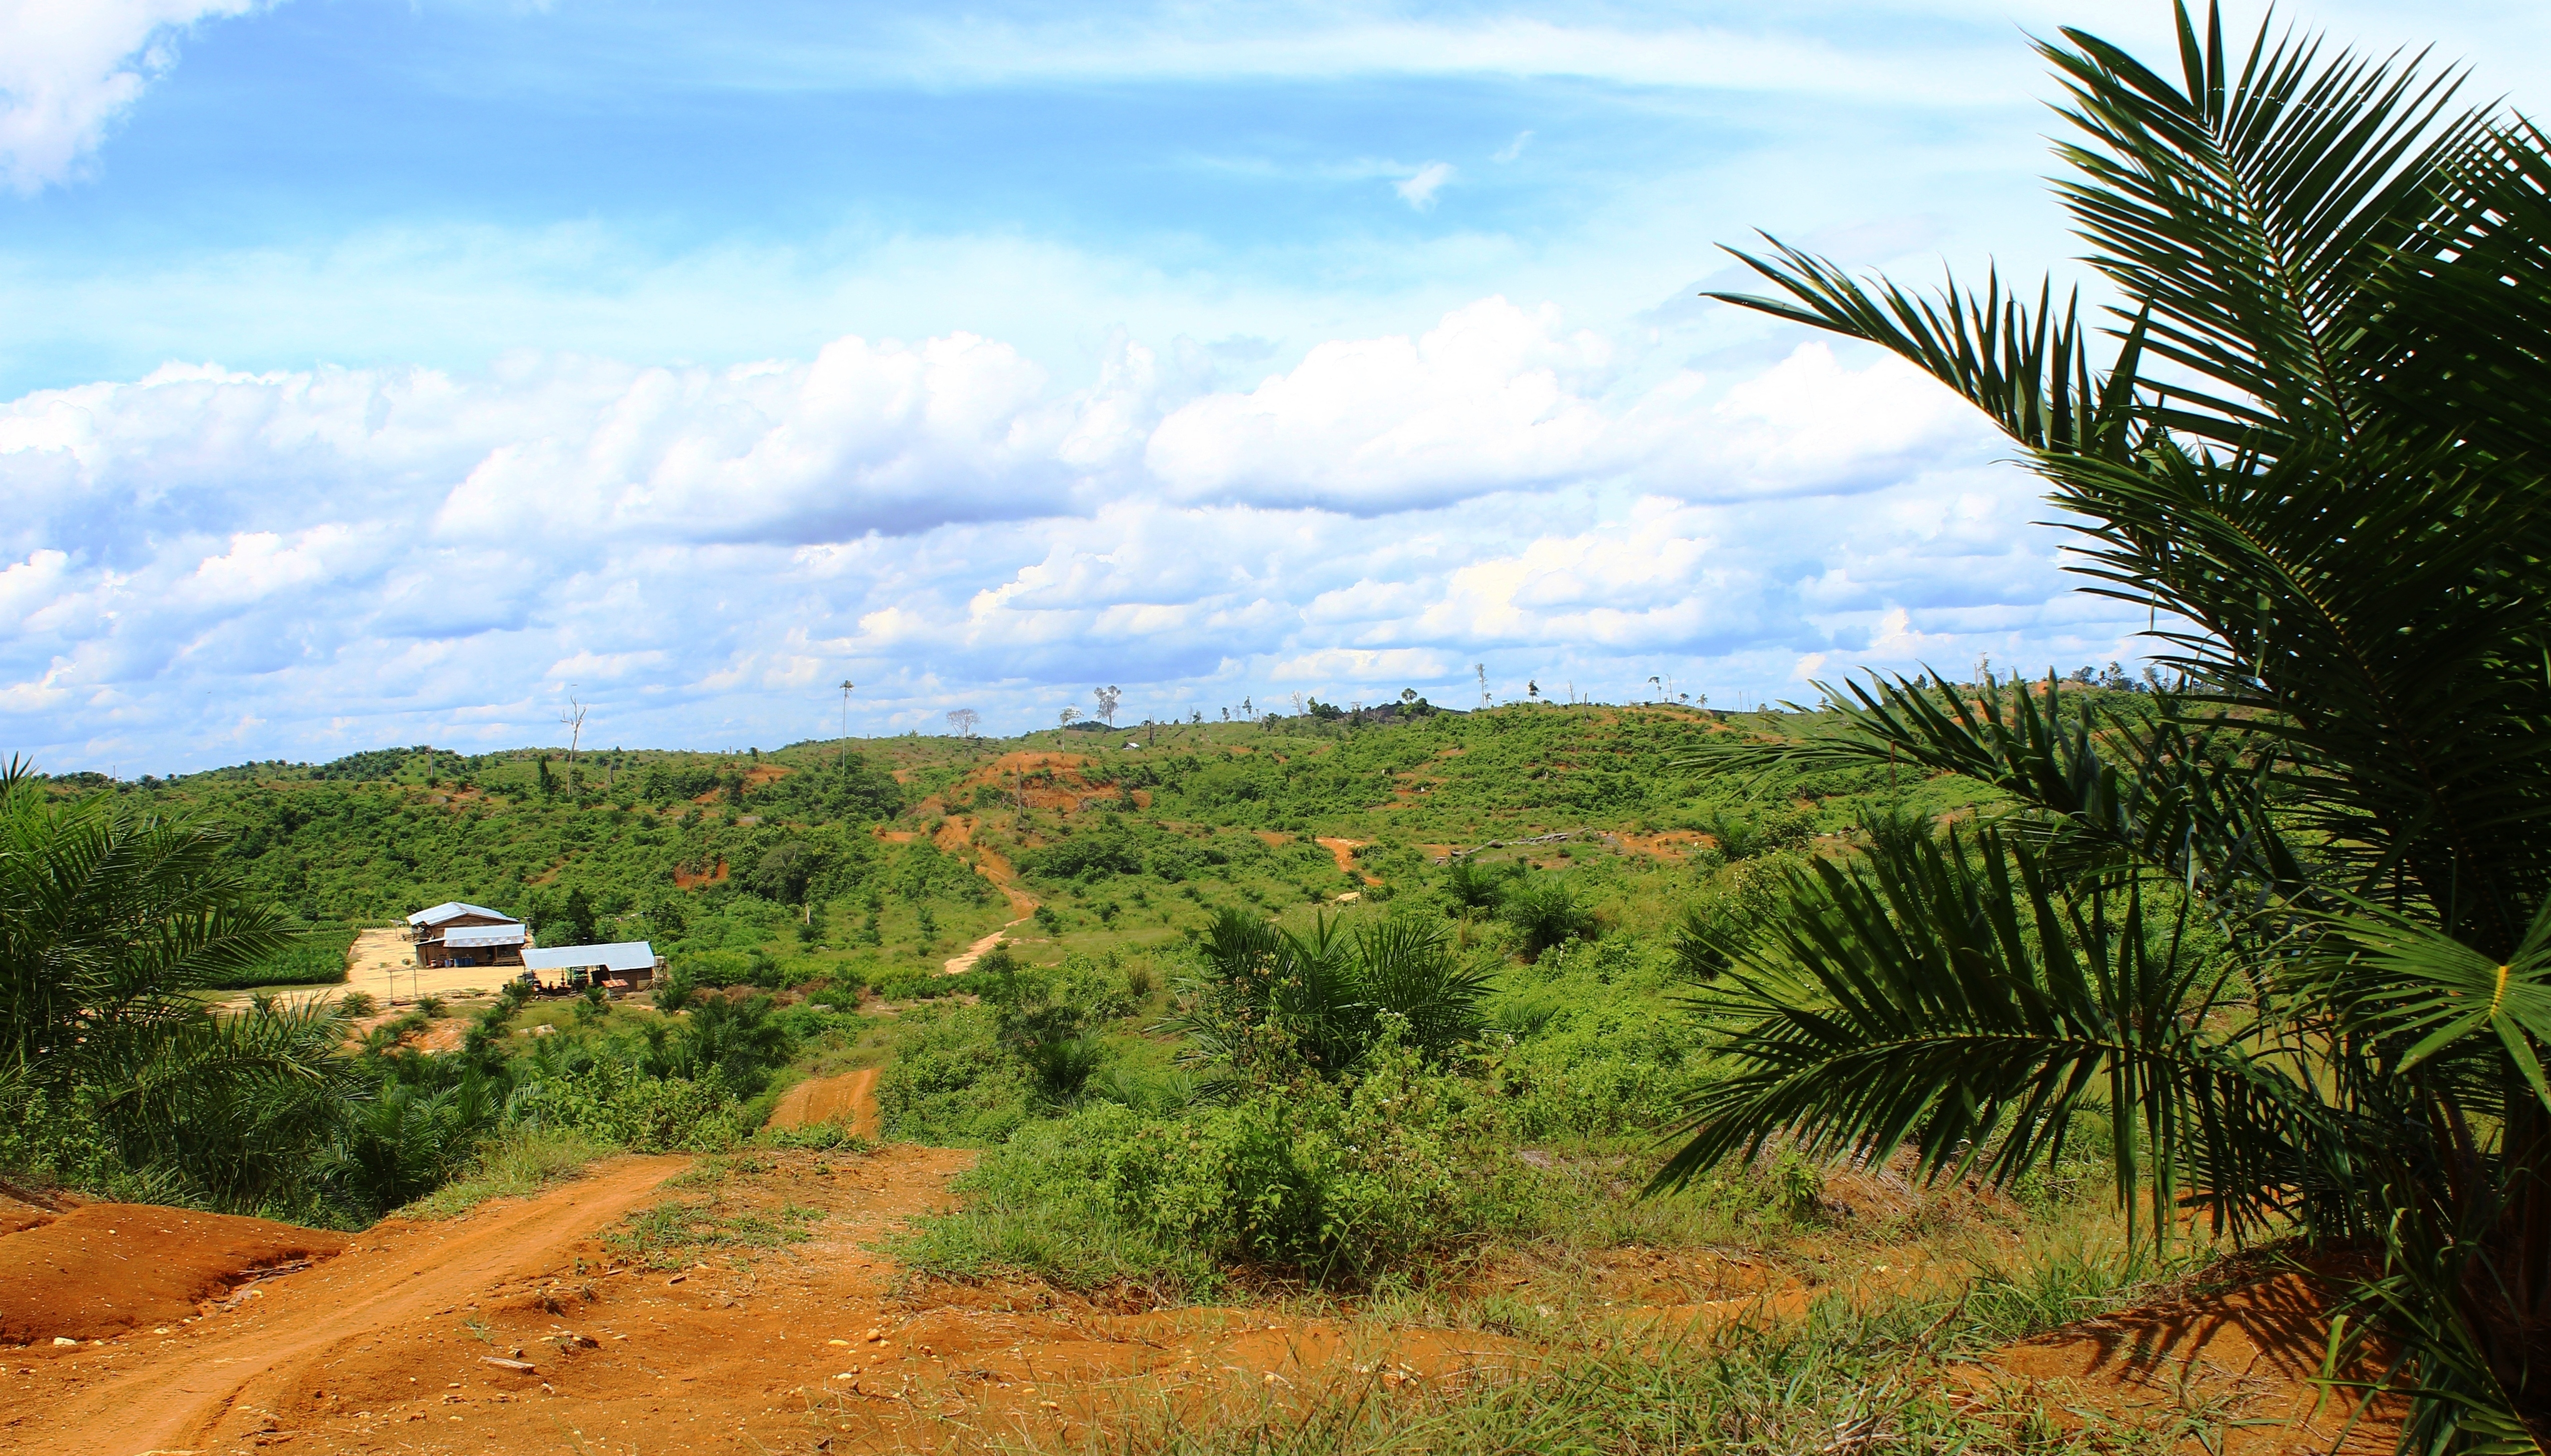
top-left (0, 759), bottom-right (357, 1210)
top-left (1659, 6), bottom-right (2551, 1448)
top-left (1168, 908), bottom-right (1489, 1094)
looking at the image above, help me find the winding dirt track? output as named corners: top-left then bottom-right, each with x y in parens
top-left (3, 1156), bottom-right (688, 1456)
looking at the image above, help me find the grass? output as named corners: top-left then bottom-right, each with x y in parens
top-left (396, 1128), bottom-right (610, 1218)
top-left (606, 1188), bottom-right (828, 1268)
top-left (800, 1267), bottom-right (2228, 1456)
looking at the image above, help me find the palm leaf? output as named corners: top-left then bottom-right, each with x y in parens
top-left (1653, 828), bottom-right (2328, 1243)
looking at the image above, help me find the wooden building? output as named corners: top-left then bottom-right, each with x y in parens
top-left (408, 901), bottom-right (529, 970)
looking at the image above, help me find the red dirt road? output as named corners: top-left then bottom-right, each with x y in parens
top-left (0, 1155), bottom-right (688, 1456)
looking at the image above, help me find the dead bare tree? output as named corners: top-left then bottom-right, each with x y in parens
top-left (559, 692), bottom-right (589, 794)
top-left (1093, 685), bottom-right (1122, 726)
top-left (946, 707), bottom-right (981, 746)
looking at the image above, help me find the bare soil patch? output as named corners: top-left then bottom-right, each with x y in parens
top-left (1314, 836), bottom-right (1370, 880)
top-left (768, 1068), bottom-right (883, 1139)
top-left (1979, 1268), bottom-right (2401, 1456)
top-left (0, 1203), bottom-right (349, 1344)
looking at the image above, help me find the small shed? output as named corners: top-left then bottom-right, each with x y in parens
top-left (521, 941), bottom-right (661, 994)
top-left (407, 901), bottom-right (528, 969)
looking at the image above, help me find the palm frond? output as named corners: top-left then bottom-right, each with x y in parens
top-left (1653, 829), bottom-right (2327, 1243)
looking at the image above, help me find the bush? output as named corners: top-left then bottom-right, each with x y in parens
top-left (911, 1039), bottom-right (1511, 1290)
top-left (400, 1127), bottom-right (607, 1218)
top-left (1499, 875), bottom-right (1595, 961)
top-left (200, 926), bottom-right (359, 989)
top-left (511, 1062), bottom-right (746, 1152)
top-left (1102, 1042), bottom-right (1481, 1280)
top-left (875, 1002), bottom-right (1034, 1145)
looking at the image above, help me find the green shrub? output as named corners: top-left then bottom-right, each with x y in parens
top-left (874, 1002), bottom-right (1033, 1145)
top-left (912, 1039), bottom-right (1515, 1290)
top-left (200, 926), bottom-right (359, 989)
top-left (1498, 874), bottom-right (1595, 960)
top-left (398, 1127), bottom-right (606, 1218)
top-left (511, 1062), bottom-right (746, 1152)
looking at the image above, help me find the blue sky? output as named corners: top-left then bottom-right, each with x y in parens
top-left (5, 0), bottom-right (2545, 771)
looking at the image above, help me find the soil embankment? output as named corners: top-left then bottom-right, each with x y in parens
top-left (1981, 1269), bottom-right (2401, 1456)
top-left (767, 1068), bottom-right (883, 1139)
top-left (0, 1204), bottom-right (348, 1344)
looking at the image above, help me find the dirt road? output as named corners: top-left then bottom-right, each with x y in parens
top-left (1, 1155), bottom-right (689, 1456)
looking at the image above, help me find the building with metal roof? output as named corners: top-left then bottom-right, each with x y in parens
top-left (406, 901), bottom-right (518, 928)
top-left (522, 941), bottom-right (662, 992)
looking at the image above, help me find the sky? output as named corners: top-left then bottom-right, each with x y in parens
top-left (4, 1), bottom-right (2546, 772)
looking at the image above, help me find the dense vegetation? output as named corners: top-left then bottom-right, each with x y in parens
top-left (0, 685), bottom-right (2044, 1232)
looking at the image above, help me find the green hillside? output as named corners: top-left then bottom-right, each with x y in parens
top-left (79, 696), bottom-right (2038, 998)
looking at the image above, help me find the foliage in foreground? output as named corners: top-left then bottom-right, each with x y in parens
top-left (1672, 6), bottom-right (2551, 1448)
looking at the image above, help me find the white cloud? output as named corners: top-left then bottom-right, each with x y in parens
top-left (0, 0), bottom-right (260, 192)
top-left (1146, 297), bottom-right (1618, 512)
top-left (0, 298), bottom-right (2153, 766)
top-left (1493, 130), bottom-right (1534, 164)
top-left (1395, 160), bottom-right (1454, 210)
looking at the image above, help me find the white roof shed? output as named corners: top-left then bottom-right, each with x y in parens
top-left (522, 941), bottom-right (659, 974)
top-left (407, 901), bottom-right (519, 927)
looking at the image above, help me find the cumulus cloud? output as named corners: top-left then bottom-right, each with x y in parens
top-left (0, 298), bottom-right (2150, 768)
top-left (1144, 300), bottom-right (1988, 512)
top-left (1146, 298), bottom-right (1618, 512)
top-left (0, 0), bottom-right (260, 192)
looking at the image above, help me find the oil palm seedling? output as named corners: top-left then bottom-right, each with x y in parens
top-left (1659, 6), bottom-right (2551, 1448)
top-left (1168, 908), bottom-right (1490, 1094)
top-left (0, 758), bottom-right (362, 1211)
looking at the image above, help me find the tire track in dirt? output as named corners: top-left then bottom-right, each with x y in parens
top-left (10, 1154), bottom-right (688, 1456)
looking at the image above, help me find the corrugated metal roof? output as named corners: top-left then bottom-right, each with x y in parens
top-left (522, 941), bottom-right (658, 973)
top-left (441, 924), bottom-right (527, 947)
top-left (407, 901), bottom-right (518, 926)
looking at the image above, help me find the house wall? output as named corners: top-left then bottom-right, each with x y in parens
top-left (419, 942), bottom-right (527, 970)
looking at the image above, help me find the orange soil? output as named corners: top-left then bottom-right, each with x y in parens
top-left (1613, 829), bottom-right (1710, 860)
top-left (0, 1204), bottom-right (349, 1344)
top-left (938, 751), bottom-right (1133, 814)
top-left (1314, 836), bottom-right (1370, 880)
top-left (0, 1148), bottom-right (1518, 1456)
top-left (767, 1068), bottom-right (883, 1140)
top-left (0, 1138), bottom-right (2398, 1456)
top-left (672, 857), bottom-right (728, 888)
top-left (0, 1154), bottom-right (692, 1454)
top-left (935, 816), bottom-right (1039, 921)
top-left (1980, 1269), bottom-right (2401, 1456)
